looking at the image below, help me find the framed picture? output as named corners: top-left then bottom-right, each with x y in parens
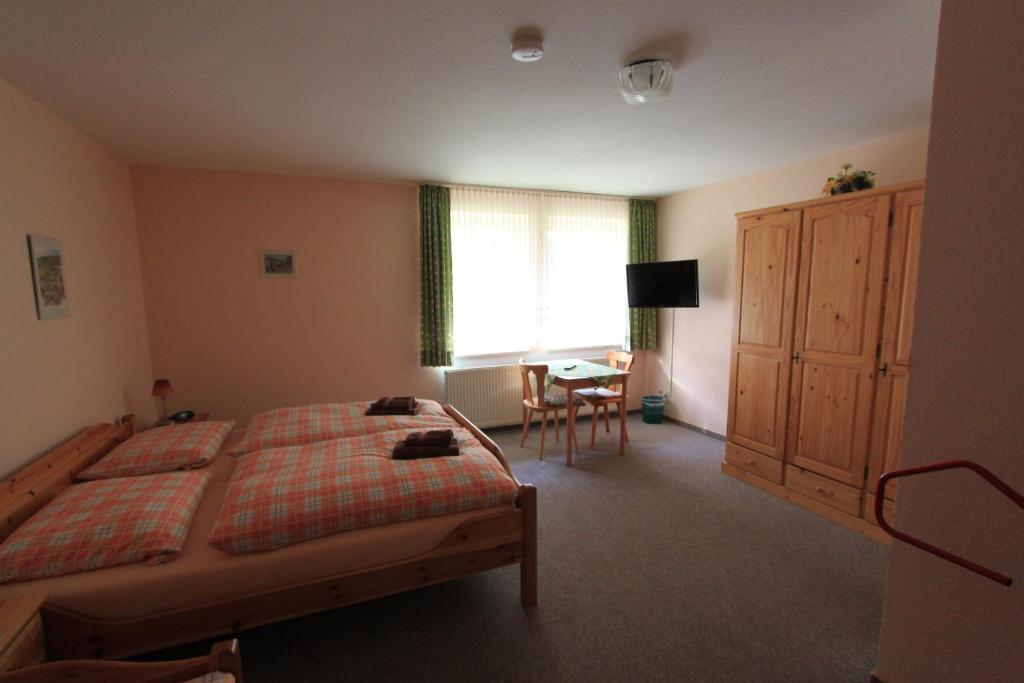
top-left (260, 250), bottom-right (296, 278)
top-left (27, 234), bottom-right (69, 320)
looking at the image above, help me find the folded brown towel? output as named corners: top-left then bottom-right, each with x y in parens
top-left (403, 429), bottom-right (454, 448)
top-left (393, 444), bottom-right (460, 460)
top-left (367, 406), bottom-right (417, 416)
top-left (393, 430), bottom-right (459, 459)
top-left (366, 396), bottom-right (419, 416)
top-left (369, 396), bottom-right (415, 408)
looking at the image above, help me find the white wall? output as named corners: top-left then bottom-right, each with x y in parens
top-left (649, 129), bottom-right (930, 435)
top-left (0, 78), bottom-right (155, 473)
top-left (875, 1), bottom-right (1024, 680)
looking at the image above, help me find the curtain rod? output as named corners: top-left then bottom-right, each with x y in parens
top-left (422, 181), bottom-right (653, 202)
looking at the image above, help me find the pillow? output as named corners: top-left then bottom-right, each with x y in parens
top-left (227, 401), bottom-right (454, 456)
top-left (77, 420), bottom-right (235, 480)
top-left (0, 470), bottom-right (210, 583)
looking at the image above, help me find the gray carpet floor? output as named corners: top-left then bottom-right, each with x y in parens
top-left (147, 417), bottom-right (888, 682)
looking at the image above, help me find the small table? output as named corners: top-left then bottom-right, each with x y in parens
top-left (543, 359), bottom-right (630, 466)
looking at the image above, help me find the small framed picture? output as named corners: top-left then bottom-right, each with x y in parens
top-left (27, 234), bottom-right (70, 319)
top-left (260, 250), bottom-right (296, 278)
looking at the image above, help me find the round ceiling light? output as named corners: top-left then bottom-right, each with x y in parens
top-left (511, 36), bottom-right (544, 62)
top-left (618, 59), bottom-right (673, 104)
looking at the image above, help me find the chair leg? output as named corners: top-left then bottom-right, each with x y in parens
top-left (619, 400), bottom-right (629, 442)
top-left (604, 404), bottom-right (610, 432)
top-left (520, 408), bottom-right (531, 447)
top-left (554, 409), bottom-right (560, 442)
top-left (590, 404), bottom-right (598, 449)
top-left (567, 404), bottom-right (577, 452)
top-left (539, 411), bottom-right (547, 460)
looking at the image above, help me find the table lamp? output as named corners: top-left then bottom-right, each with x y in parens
top-left (151, 379), bottom-right (173, 419)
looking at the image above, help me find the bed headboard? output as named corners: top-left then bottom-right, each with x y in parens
top-left (0, 416), bottom-right (135, 543)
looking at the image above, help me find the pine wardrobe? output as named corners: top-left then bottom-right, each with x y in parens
top-left (722, 181), bottom-right (925, 541)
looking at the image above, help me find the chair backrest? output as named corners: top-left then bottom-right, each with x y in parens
top-left (605, 351), bottom-right (634, 394)
top-left (518, 361), bottom-right (548, 407)
top-left (606, 350), bottom-right (634, 372)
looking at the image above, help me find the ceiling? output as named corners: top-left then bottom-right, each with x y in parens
top-left (0, 1), bottom-right (940, 196)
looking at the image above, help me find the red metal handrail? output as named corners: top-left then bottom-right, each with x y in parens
top-left (875, 459), bottom-right (1024, 587)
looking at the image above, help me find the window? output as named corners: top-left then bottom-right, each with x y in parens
top-left (450, 186), bottom-right (629, 358)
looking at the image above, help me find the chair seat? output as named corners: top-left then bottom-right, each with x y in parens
top-left (544, 392), bottom-right (585, 407)
top-left (576, 387), bottom-right (622, 402)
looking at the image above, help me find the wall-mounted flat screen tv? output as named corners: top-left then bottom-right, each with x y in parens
top-left (626, 259), bottom-right (699, 308)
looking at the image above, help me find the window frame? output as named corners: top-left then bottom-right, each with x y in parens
top-left (449, 186), bottom-right (630, 362)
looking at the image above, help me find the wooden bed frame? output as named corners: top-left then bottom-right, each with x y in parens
top-left (0, 639), bottom-right (242, 682)
top-left (1, 405), bottom-right (537, 661)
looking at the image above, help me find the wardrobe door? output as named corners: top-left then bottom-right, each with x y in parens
top-left (786, 195), bottom-right (891, 486)
top-left (867, 188), bottom-right (925, 500)
top-left (726, 211), bottom-right (801, 460)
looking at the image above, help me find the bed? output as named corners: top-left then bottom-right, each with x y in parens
top-left (0, 403), bottom-right (537, 661)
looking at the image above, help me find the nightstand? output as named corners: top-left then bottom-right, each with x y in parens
top-left (151, 412), bottom-right (210, 428)
top-left (0, 594), bottom-right (46, 672)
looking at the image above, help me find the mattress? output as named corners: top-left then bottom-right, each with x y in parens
top-left (0, 429), bottom-right (517, 621)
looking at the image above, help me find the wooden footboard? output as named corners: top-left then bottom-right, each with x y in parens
top-left (26, 406), bottom-right (537, 660)
top-left (444, 403), bottom-right (538, 606)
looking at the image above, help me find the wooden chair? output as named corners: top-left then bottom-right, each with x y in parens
top-left (577, 350), bottom-right (634, 449)
top-left (518, 362), bottom-right (582, 459)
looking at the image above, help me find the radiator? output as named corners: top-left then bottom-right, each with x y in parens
top-left (443, 359), bottom-right (600, 429)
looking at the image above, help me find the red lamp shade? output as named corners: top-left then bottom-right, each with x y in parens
top-left (151, 379), bottom-right (174, 398)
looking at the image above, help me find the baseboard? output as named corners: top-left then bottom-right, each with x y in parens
top-left (485, 408), bottom-right (643, 433)
top-left (662, 415), bottom-right (726, 441)
top-left (488, 410), bottom-right (727, 443)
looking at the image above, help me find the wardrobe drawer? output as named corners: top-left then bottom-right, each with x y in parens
top-left (725, 442), bottom-right (783, 484)
top-left (786, 467), bottom-right (861, 515)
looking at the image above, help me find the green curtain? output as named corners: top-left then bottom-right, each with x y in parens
top-left (628, 198), bottom-right (658, 350)
top-left (419, 184), bottom-right (453, 367)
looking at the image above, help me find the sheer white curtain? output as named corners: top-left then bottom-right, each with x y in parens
top-left (450, 186), bottom-right (628, 358)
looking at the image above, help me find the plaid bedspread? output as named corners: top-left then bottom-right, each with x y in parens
top-left (209, 428), bottom-right (519, 554)
top-left (226, 400), bottom-right (456, 456)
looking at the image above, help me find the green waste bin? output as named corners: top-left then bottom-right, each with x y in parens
top-left (641, 395), bottom-right (666, 424)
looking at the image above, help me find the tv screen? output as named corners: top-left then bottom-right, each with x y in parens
top-left (626, 260), bottom-right (699, 308)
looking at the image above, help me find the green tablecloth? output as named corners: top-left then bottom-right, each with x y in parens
top-left (543, 359), bottom-right (625, 391)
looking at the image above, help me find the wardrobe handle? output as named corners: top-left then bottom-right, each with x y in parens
top-left (792, 352), bottom-right (800, 363)
top-left (878, 363), bottom-right (888, 377)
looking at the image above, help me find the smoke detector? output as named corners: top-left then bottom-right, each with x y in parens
top-left (618, 59), bottom-right (673, 104)
top-left (511, 35), bottom-right (544, 62)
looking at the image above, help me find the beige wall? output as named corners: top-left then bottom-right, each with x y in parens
top-left (0, 79), bottom-right (155, 473)
top-left (650, 128), bottom-right (930, 435)
top-left (132, 167), bottom-right (440, 425)
top-left (876, 2), bottom-right (1024, 680)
